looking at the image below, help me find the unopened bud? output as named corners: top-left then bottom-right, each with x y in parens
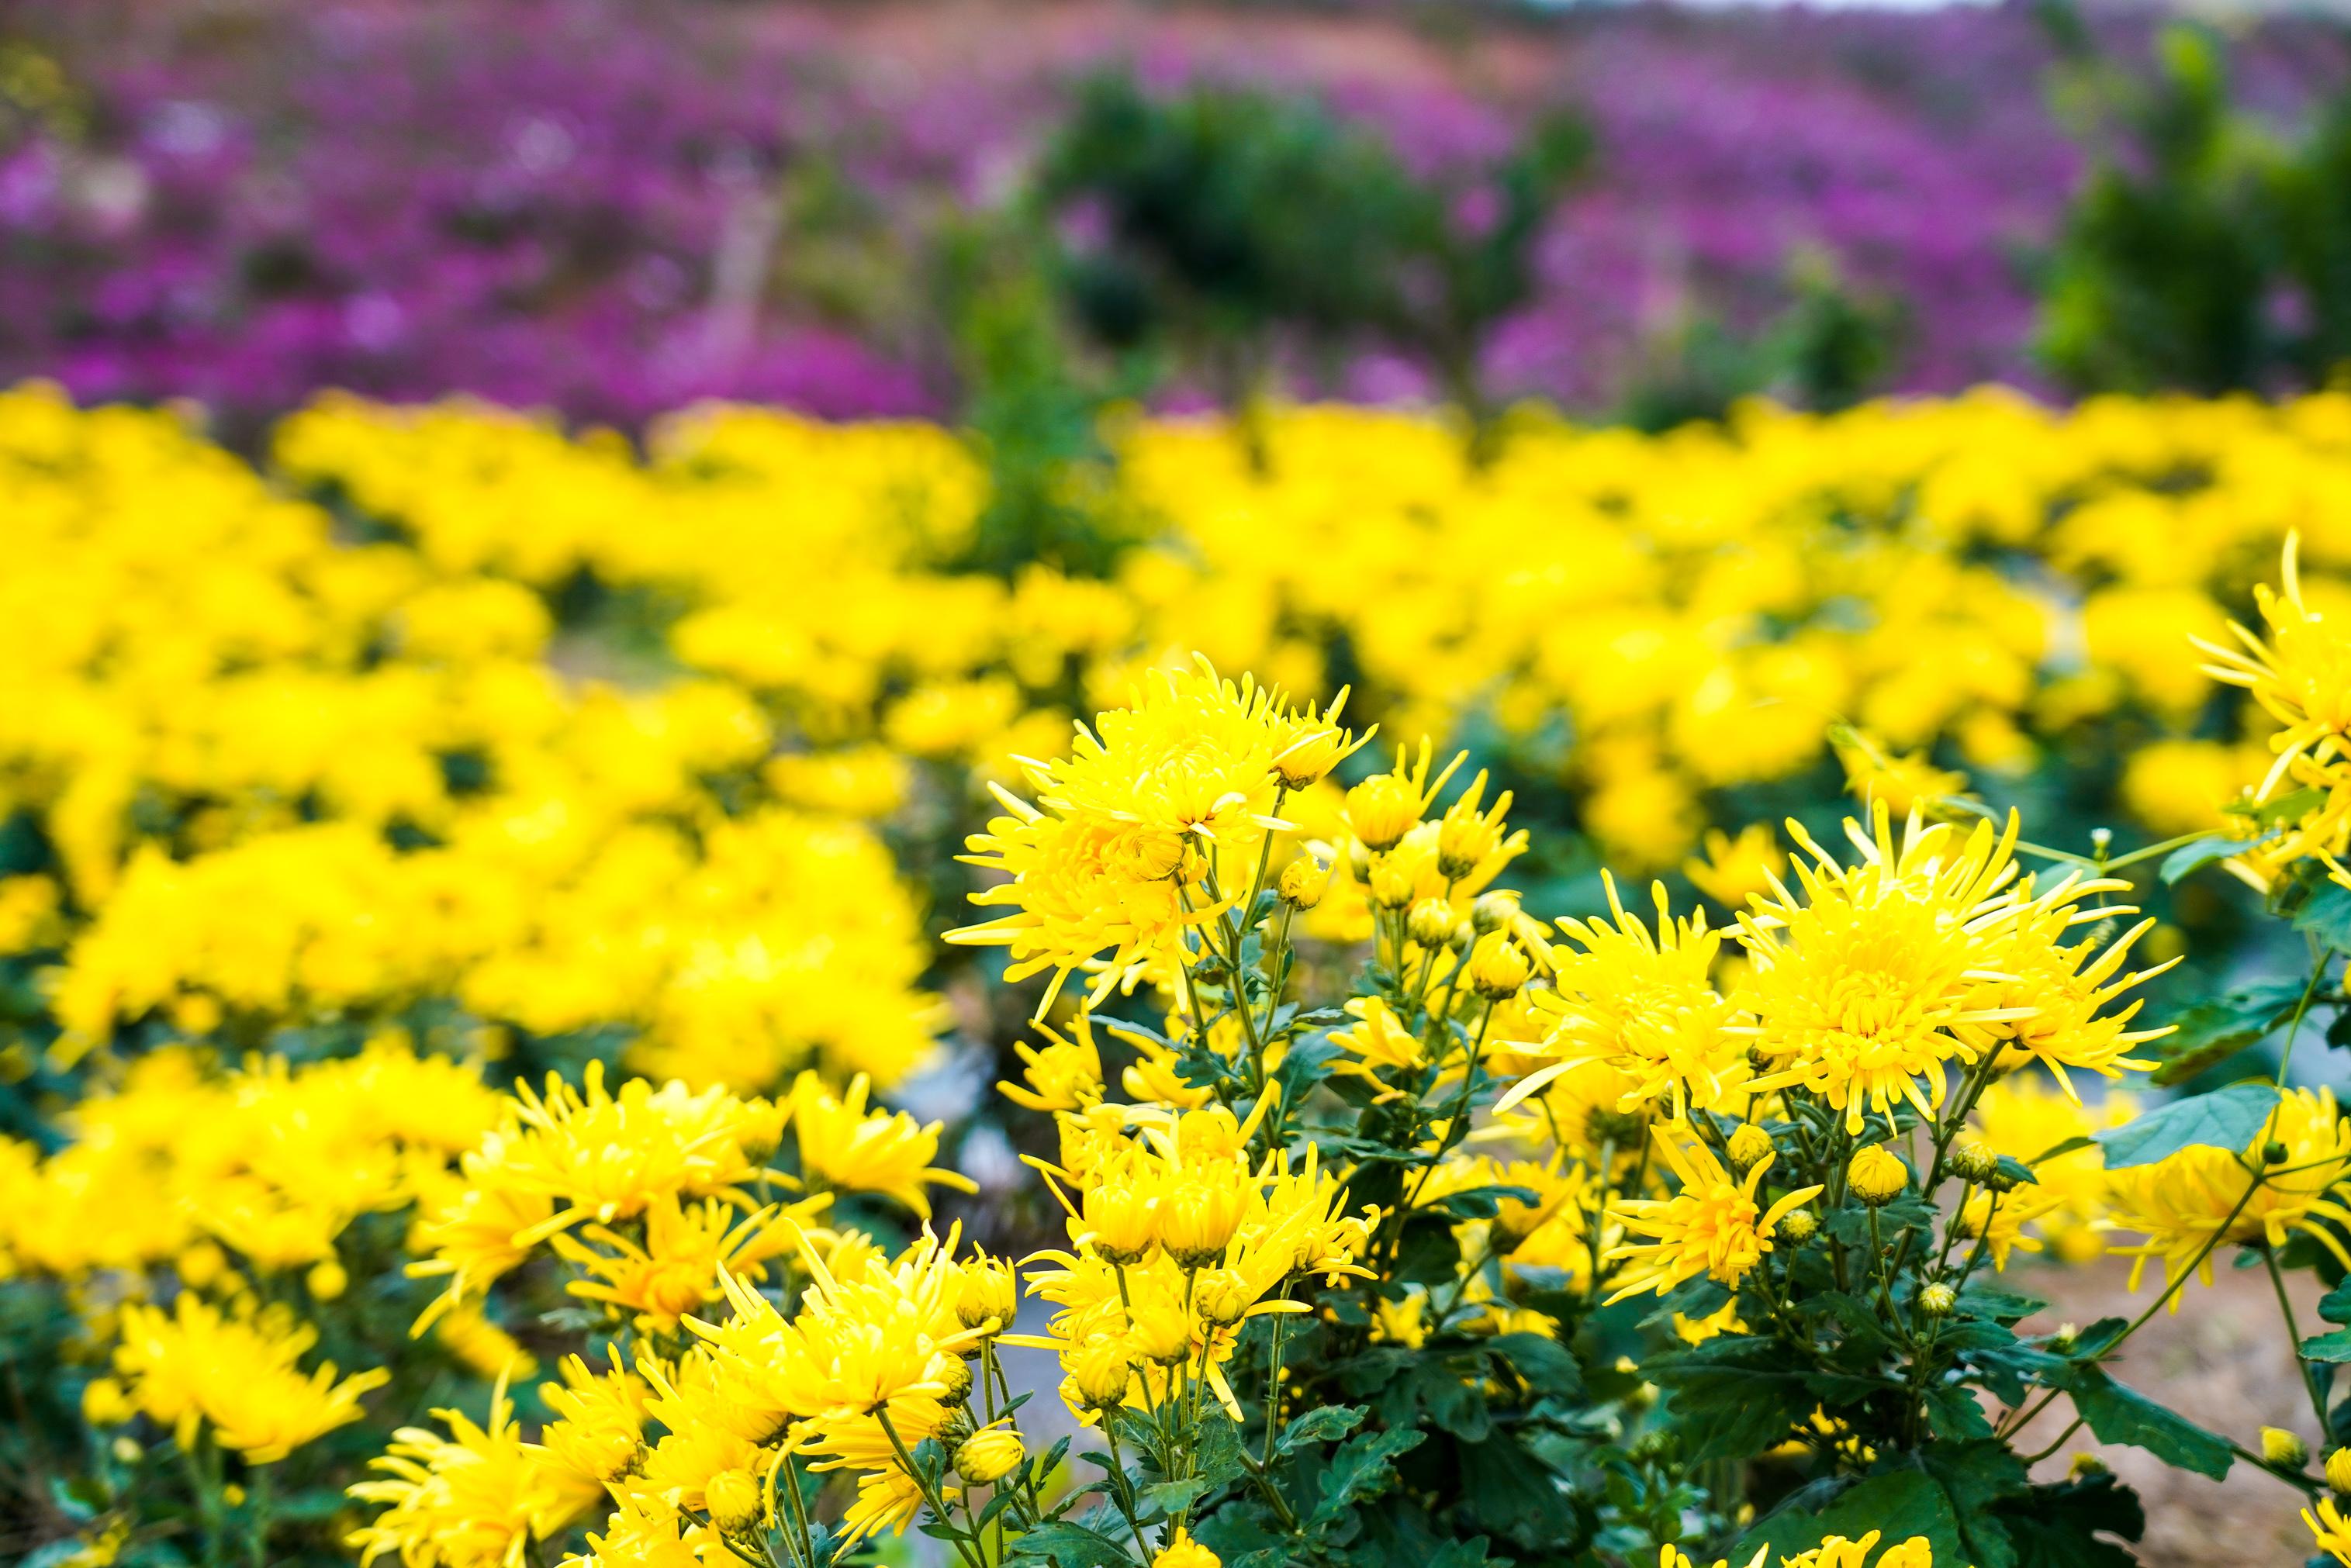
top-left (1369, 863), bottom-right (1416, 910)
top-left (704, 1468), bottom-right (763, 1531)
top-left (1725, 1123), bottom-right (1774, 1175)
top-left (1407, 898), bottom-right (1457, 948)
top-left (1948, 1140), bottom-right (1997, 1183)
top-left (2263, 1427), bottom-right (2309, 1470)
top-left (2326, 1446), bottom-right (2351, 1493)
top-left (1278, 857), bottom-right (1330, 910)
top-left (1918, 1283), bottom-right (1956, 1318)
top-left (1466, 933), bottom-right (1533, 1000)
top-left (1846, 1143), bottom-right (1910, 1206)
top-left (2266, 1141), bottom-right (2291, 1167)
top-left (954, 1428), bottom-right (1025, 1486)
top-left (1775, 1209), bottom-right (1817, 1244)
top-left (1470, 893), bottom-right (1519, 934)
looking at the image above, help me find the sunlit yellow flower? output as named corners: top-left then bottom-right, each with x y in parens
top-left (114, 1295), bottom-right (388, 1463)
top-left (787, 1071), bottom-right (976, 1217)
top-left (2105, 1086), bottom-right (2351, 1301)
top-left (1606, 1129), bottom-right (1822, 1303)
top-left (348, 1373), bottom-right (600, 1568)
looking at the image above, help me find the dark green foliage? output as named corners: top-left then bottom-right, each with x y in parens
top-left (2039, 16), bottom-right (2351, 395)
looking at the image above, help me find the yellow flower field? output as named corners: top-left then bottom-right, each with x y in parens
top-left (7, 381), bottom-right (2351, 1568)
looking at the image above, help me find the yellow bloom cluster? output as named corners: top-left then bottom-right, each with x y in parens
top-left (259, 389), bottom-right (2351, 881)
top-left (0, 384), bottom-right (941, 1091)
top-left (0, 1034), bottom-right (500, 1279)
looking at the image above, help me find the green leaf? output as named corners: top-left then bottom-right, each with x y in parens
top-left (1487, 1331), bottom-right (1582, 1397)
top-left (2249, 787), bottom-right (2327, 827)
top-left (1737, 1453), bottom-right (2021, 1568)
top-left (1647, 1335), bottom-right (1820, 1462)
top-left (2301, 1329), bottom-right (2351, 1363)
top-left (1010, 1521), bottom-right (1140, 1567)
top-left (2148, 977), bottom-right (2308, 1086)
top-left (1997, 1471), bottom-right (2145, 1568)
top-left (2063, 1368), bottom-right (2234, 1479)
top-left (1456, 1431), bottom-right (1575, 1547)
top-left (2298, 882), bottom-right (2351, 953)
top-left (1425, 1183), bottom-right (1540, 1222)
top-left (2095, 1082), bottom-right (2278, 1168)
top-left (1309, 1428), bottom-right (1426, 1531)
top-left (1276, 1404), bottom-right (1366, 1456)
top-left (1992, 1154), bottom-right (2040, 1187)
top-left (2161, 832), bottom-right (2255, 883)
top-left (2322, 1277), bottom-right (2351, 1325)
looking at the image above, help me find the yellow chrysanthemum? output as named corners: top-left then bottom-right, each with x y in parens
top-left (1740, 806), bottom-right (2031, 1134)
top-left (113, 1294), bottom-right (389, 1463)
top-left (1606, 1128), bottom-right (1823, 1303)
top-left (2104, 1086), bottom-right (2351, 1302)
top-left (1501, 874), bottom-right (1750, 1121)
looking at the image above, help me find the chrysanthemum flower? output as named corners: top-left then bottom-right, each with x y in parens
top-left (1000, 1016), bottom-right (1107, 1114)
top-left (1739, 805), bottom-right (2032, 1134)
top-left (1500, 874), bottom-right (1751, 1121)
top-left (2104, 1086), bottom-right (2351, 1302)
top-left (348, 1372), bottom-right (600, 1568)
top-left (551, 1195), bottom-right (807, 1331)
top-left (786, 1072), bottom-right (977, 1218)
top-left (1973, 891), bottom-right (2176, 1097)
top-left (1605, 1129), bottom-right (1823, 1303)
top-left (2308, 1495), bottom-right (2351, 1568)
top-left (113, 1294), bottom-right (389, 1463)
top-left (532, 1353), bottom-right (650, 1488)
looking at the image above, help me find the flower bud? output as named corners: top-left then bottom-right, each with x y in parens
top-left (1070, 1340), bottom-right (1135, 1410)
top-left (1194, 1268), bottom-right (1251, 1328)
top-left (1775, 1208), bottom-right (1817, 1244)
top-left (306, 1258), bottom-right (348, 1301)
top-left (2263, 1427), bottom-right (2309, 1469)
top-left (1347, 839), bottom-right (1374, 881)
top-left (1948, 1139), bottom-right (1998, 1183)
top-left (1407, 898), bottom-right (1457, 948)
top-left (2327, 1446), bottom-right (2351, 1493)
top-left (957, 1257), bottom-right (1018, 1333)
top-left (933, 1354), bottom-right (973, 1404)
top-left (1082, 1180), bottom-right (1157, 1266)
top-left (81, 1377), bottom-right (132, 1427)
top-left (1918, 1283), bottom-right (1956, 1318)
top-left (1345, 775), bottom-right (1423, 853)
top-left (955, 1427), bottom-right (1026, 1486)
top-left (2266, 1141), bottom-right (2291, 1167)
top-left (1368, 862), bottom-right (1417, 910)
top-left (1273, 728), bottom-right (1347, 790)
top-left (1436, 800), bottom-right (1503, 880)
top-left (1277, 857), bottom-right (1329, 910)
top-left (1470, 892), bottom-right (1519, 934)
top-left (1846, 1143), bottom-right (1910, 1206)
top-left (1128, 1301), bottom-right (1194, 1366)
top-left (1465, 933), bottom-right (1533, 1000)
top-left (1725, 1124), bottom-right (1774, 1176)
top-left (2067, 1452), bottom-right (2107, 1480)
top-left (704, 1468), bottom-right (763, 1531)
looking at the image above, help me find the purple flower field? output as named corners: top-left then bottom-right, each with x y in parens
top-left (5, 0), bottom-right (2343, 427)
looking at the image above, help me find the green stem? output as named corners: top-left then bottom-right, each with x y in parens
top-left (876, 1407), bottom-right (986, 1568)
top-left (2265, 1247), bottom-right (2332, 1434)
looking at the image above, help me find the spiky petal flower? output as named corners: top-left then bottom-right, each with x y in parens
top-left (1604, 1129), bottom-right (1822, 1304)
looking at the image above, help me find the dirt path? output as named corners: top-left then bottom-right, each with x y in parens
top-left (2014, 1255), bottom-right (2325, 1566)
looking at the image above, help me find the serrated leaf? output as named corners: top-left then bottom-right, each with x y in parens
top-left (2063, 1368), bottom-right (2233, 1479)
top-left (2148, 977), bottom-right (2308, 1086)
top-left (1008, 1521), bottom-right (1139, 1567)
top-left (1488, 1331), bottom-right (1582, 1397)
top-left (1738, 1456), bottom-right (2019, 1568)
top-left (1309, 1428), bottom-right (1426, 1530)
top-left (1647, 1335), bottom-right (1820, 1462)
top-left (1997, 1471), bottom-right (2145, 1568)
top-left (1276, 1404), bottom-right (1365, 1456)
top-left (2322, 1277), bottom-right (2351, 1325)
top-left (2095, 1082), bottom-right (2278, 1168)
top-left (2302, 1329), bottom-right (2351, 1363)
